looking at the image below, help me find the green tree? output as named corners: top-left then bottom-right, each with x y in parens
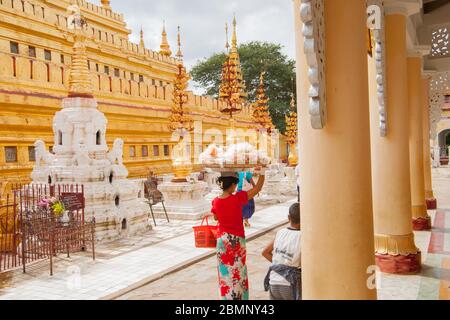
top-left (190, 41), bottom-right (296, 132)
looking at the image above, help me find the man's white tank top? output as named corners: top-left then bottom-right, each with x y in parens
top-left (270, 228), bottom-right (301, 286)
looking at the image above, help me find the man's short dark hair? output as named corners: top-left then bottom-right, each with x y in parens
top-left (289, 202), bottom-right (300, 224)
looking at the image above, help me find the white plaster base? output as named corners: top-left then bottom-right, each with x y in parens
top-left (153, 181), bottom-right (210, 220)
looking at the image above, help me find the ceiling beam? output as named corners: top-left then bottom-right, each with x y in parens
top-left (424, 0), bottom-right (450, 14)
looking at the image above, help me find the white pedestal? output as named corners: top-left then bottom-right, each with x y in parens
top-left (153, 181), bottom-right (210, 220)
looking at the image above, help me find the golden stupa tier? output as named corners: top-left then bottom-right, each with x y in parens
top-left (285, 96), bottom-right (298, 145)
top-left (160, 22), bottom-right (172, 57)
top-left (219, 17), bottom-right (248, 116)
top-left (252, 72), bottom-right (275, 133)
top-left (0, 0), bottom-right (261, 190)
top-left (168, 62), bottom-right (193, 132)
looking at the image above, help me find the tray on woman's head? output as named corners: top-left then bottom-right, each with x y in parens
top-left (202, 163), bottom-right (268, 172)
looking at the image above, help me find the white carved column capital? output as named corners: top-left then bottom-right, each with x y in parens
top-left (368, 0), bottom-right (388, 136)
top-left (299, 0), bottom-right (326, 129)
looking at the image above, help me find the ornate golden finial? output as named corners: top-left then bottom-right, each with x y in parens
top-left (253, 71), bottom-right (274, 134)
top-left (286, 90), bottom-right (298, 166)
top-left (176, 26), bottom-right (183, 60)
top-left (219, 15), bottom-right (247, 119)
top-left (225, 23), bottom-right (230, 52)
top-left (231, 14), bottom-right (238, 53)
top-left (169, 41), bottom-right (192, 134)
top-left (68, 12), bottom-right (93, 98)
top-left (160, 20), bottom-right (172, 57)
top-left (101, 0), bottom-right (111, 9)
top-left (139, 27), bottom-right (145, 48)
top-left (169, 37), bottom-right (193, 182)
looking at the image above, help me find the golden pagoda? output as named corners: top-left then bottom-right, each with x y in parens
top-left (285, 94), bottom-right (298, 166)
top-left (253, 72), bottom-right (275, 134)
top-left (160, 21), bottom-right (172, 57)
top-left (68, 10), bottom-right (93, 98)
top-left (219, 16), bottom-right (247, 118)
top-left (168, 26), bottom-right (194, 182)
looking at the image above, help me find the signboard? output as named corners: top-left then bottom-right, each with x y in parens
top-left (61, 192), bottom-right (84, 211)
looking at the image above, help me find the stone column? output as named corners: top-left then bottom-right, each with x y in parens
top-left (408, 55), bottom-right (431, 230)
top-left (295, 0), bottom-right (376, 299)
top-left (370, 9), bottom-right (421, 274)
top-left (422, 77), bottom-right (437, 209)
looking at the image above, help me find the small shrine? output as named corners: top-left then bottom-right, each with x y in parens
top-left (30, 9), bottom-right (149, 241)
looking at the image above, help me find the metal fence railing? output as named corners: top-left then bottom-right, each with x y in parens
top-left (0, 184), bottom-right (95, 275)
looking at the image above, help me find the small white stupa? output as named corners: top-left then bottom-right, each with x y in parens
top-left (31, 8), bottom-right (150, 241)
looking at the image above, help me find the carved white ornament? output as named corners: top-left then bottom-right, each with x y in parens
top-left (368, 0), bottom-right (388, 136)
top-left (300, 0), bottom-right (326, 129)
top-left (429, 72), bottom-right (449, 139)
top-left (431, 26), bottom-right (449, 58)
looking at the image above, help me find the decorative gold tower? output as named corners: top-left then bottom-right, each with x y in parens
top-left (159, 21), bottom-right (172, 57)
top-left (285, 94), bottom-right (298, 166)
top-left (252, 72), bottom-right (275, 134)
top-left (68, 10), bottom-right (93, 98)
top-left (168, 26), bottom-right (194, 182)
top-left (219, 16), bottom-right (247, 118)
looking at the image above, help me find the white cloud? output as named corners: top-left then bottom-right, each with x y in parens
top-left (97, 0), bottom-right (295, 70)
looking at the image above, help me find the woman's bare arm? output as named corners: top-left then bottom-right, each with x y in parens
top-left (247, 174), bottom-right (265, 200)
top-left (262, 240), bottom-right (275, 263)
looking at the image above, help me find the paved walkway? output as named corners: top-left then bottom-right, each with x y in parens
top-left (115, 225), bottom-right (288, 300)
top-left (0, 199), bottom-right (292, 300)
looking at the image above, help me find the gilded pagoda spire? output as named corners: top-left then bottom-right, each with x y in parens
top-left (231, 15), bottom-right (238, 53)
top-left (225, 23), bottom-right (230, 52)
top-left (68, 10), bottom-right (93, 98)
top-left (176, 26), bottom-right (183, 60)
top-left (160, 21), bottom-right (172, 57)
top-left (253, 71), bottom-right (274, 133)
top-left (285, 92), bottom-right (298, 166)
top-left (169, 26), bottom-right (193, 134)
top-left (139, 27), bottom-right (145, 48)
top-left (219, 15), bottom-right (247, 118)
top-left (169, 27), bottom-right (193, 182)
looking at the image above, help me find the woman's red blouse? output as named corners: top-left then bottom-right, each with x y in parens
top-left (211, 191), bottom-right (248, 238)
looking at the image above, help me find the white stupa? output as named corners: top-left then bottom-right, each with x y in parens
top-left (31, 9), bottom-right (150, 241)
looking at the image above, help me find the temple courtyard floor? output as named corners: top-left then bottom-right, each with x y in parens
top-left (0, 169), bottom-right (450, 300)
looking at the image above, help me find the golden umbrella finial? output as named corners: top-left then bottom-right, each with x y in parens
top-left (139, 26), bottom-right (145, 48)
top-left (225, 23), bottom-right (230, 52)
top-left (160, 20), bottom-right (172, 57)
top-left (219, 15), bottom-right (247, 119)
top-left (68, 12), bottom-right (93, 98)
top-left (286, 86), bottom-right (298, 166)
top-left (176, 26), bottom-right (183, 60)
top-left (231, 14), bottom-right (238, 52)
top-left (253, 71), bottom-right (274, 134)
top-left (169, 32), bottom-right (193, 182)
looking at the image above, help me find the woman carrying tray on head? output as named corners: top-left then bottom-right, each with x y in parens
top-left (211, 168), bottom-right (266, 300)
